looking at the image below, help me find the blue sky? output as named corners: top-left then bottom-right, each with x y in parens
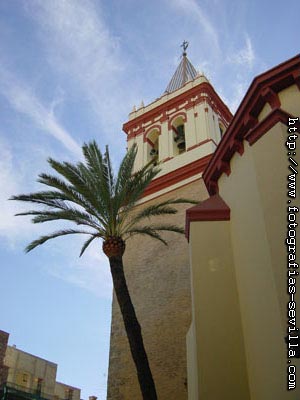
top-left (0, 1), bottom-right (299, 399)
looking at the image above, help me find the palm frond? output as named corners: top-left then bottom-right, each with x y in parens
top-left (10, 193), bottom-right (68, 209)
top-left (37, 174), bottom-right (109, 228)
top-left (115, 144), bottom-right (137, 194)
top-left (81, 142), bottom-right (112, 211)
top-left (25, 229), bottom-right (93, 253)
top-left (12, 140), bottom-right (195, 257)
top-left (125, 227), bottom-right (168, 245)
top-left (145, 224), bottom-right (185, 235)
top-left (79, 234), bottom-right (100, 257)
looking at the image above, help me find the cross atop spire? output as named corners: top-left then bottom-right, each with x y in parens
top-left (181, 40), bottom-right (189, 56)
top-left (164, 42), bottom-right (197, 94)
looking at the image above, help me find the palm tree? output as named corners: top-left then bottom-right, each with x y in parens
top-left (11, 141), bottom-right (197, 400)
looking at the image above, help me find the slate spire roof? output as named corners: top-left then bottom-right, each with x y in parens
top-left (165, 47), bottom-right (198, 94)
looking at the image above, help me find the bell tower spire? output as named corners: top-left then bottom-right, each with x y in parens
top-left (123, 45), bottom-right (232, 202)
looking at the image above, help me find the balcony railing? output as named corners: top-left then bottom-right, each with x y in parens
top-left (0, 382), bottom-right (53, 400)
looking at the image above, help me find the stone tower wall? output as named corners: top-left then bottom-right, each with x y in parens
top-left (107, 179), bottom-right (208, 400)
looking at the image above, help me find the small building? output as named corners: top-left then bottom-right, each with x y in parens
top-left (0, 330), bottom-right (81, 400)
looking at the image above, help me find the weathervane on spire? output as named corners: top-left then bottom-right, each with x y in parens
top-left (181, 40), bottom-right (189, 56)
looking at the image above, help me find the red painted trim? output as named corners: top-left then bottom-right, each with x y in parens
top-left (143, 124), bottom-right (161, 142)
top-left (123, 81), bottom-right (233, 136)
top-left (142, 154), bottom-right (212, 198)
top-left (146, 138), bottom-right (154, 147)
top-left (168, 112), bottom-right (187, 130)
top-left (145, 124), bottom-right (162, 136)
top-left (261, 87), bottom-right (281, 109)
top-left (245, 108), bottom-right (298, 145)
top-left (185, 194), bottom-right (231, 241)
top-left (137, 177), bottom-right (204, 207)
top-left (187, 138), bottom-right (217, 152)
top-left (203, 54), bottom-right (300, 195)
top-left (162, 156), bottom-right (174, 163)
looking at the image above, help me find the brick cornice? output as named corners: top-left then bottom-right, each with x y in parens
top-left (142, 154), bottom-right (212, 198)
top-left (123, 81), bottom-right (233, 137)
top-left (203, 54), bottom-right (300, 195)
top-left (185, 194), bottom-right (231, 241)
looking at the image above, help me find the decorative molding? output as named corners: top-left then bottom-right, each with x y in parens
top-left (245, 108), bottom-right (298, 145)
top-left (142, 154), bottom-right (212, 198)
top-left (185, 194), bottom-right (231, 241)
top-left (186, 138), bottom-right (217, 152)
top-left (203, 54), bottom-right (300, 196)
top-left (168, 112), bottom-right (187, 130)
top-left (143, 124), bottom-right (162, 142)
top-left (124, 81), bottom-right (233, 137)
top-left (261, 87), bottom-right (281, 109)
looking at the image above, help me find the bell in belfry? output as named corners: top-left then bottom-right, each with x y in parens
top-left (174, 125), bottom-right (186, 150)
top-left (150, 148), bottom-right (158, 157)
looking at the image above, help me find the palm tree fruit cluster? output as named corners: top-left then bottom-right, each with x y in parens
top-left (103, 236), bottom-right (125, 258)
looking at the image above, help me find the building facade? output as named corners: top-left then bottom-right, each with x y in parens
top-left (0, 330), bottom-right (81, 400)
top-left (186, 55), bottom-right (300, 399)
top-left (107, 50), bottom-right (231, 399)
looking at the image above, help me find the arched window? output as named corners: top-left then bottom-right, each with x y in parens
top-left (172, 116), bottom-right (186, 155)
top-left (219, 122), bottom-right (225, 138)
top-left (146, 129), bottom-right (160, 164)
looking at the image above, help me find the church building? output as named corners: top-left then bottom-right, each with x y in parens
top-left (107, 44), bottom-right (300, 400)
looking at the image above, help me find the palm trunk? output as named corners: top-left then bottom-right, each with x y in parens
top-left (109, 255), bottom-right (157, 400)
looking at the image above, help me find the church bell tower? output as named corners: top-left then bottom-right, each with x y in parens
top-left (124, 42), bottom-right (232, 201)
top-left (107, 43), bottom-right (232, 400)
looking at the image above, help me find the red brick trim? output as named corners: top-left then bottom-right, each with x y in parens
top-left (123, 81), bottom-right (233, 135)
top-left (261, 87), bottom-right (281, 109)
top-left (185, 194), bottom-right (231, 241)
top-left (187, 138), bottom-right (218, 152)
top-left (204, 54), bottom-right (300, 195)
top-left (143, 124), bottom-right (162, 142)
top-left (146, 138), bottom-right (154, 147)
top-left (142, 154), bottom-right (212, 198)
top-left (162, 156), bottom-right (174, 163)
top-left (168, 112), bottom-right (187, 130)
top-left (245, 108), bottom-right (294, 145)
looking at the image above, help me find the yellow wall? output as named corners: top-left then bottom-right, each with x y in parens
top-left (4, 346), bottom-right (81, 400)
top-left (188, 83), bottom-right (300, 399)
top-left (5, 346), bottom-right (57, 397)
top-left (55, 381), bottom-right (81, 400)
top-left (188, 220), bottom-right (250, 400)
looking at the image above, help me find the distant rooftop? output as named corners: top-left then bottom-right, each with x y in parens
top-left (164, 41), bottom-right (198, 94)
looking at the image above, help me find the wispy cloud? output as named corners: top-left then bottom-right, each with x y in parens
top-left (170, 0), bottom-right (220, 54)
top-left (0, 137), bottom-right (42, 244)
top-left (0, 66), bottom-right (82, 157)
top-left (45, 239), bottom-right (112, 299)
top-left (25, 0), bottom-right (131, 139)
top-left (227, 34), bottom-right (255, 69)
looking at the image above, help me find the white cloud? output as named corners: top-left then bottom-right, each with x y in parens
top-left (25, 0), bottom-right (132, 138)
top-left (0, 137), bottom-right (40, 245)
top-left (228, 35), bottom-right (255, 68)
top-left (0, 66), bottom-right (82, 157)
top-left (170, 0), bottom-right (220, 54)
top-left (45, 238), bottom-right (113, 299)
